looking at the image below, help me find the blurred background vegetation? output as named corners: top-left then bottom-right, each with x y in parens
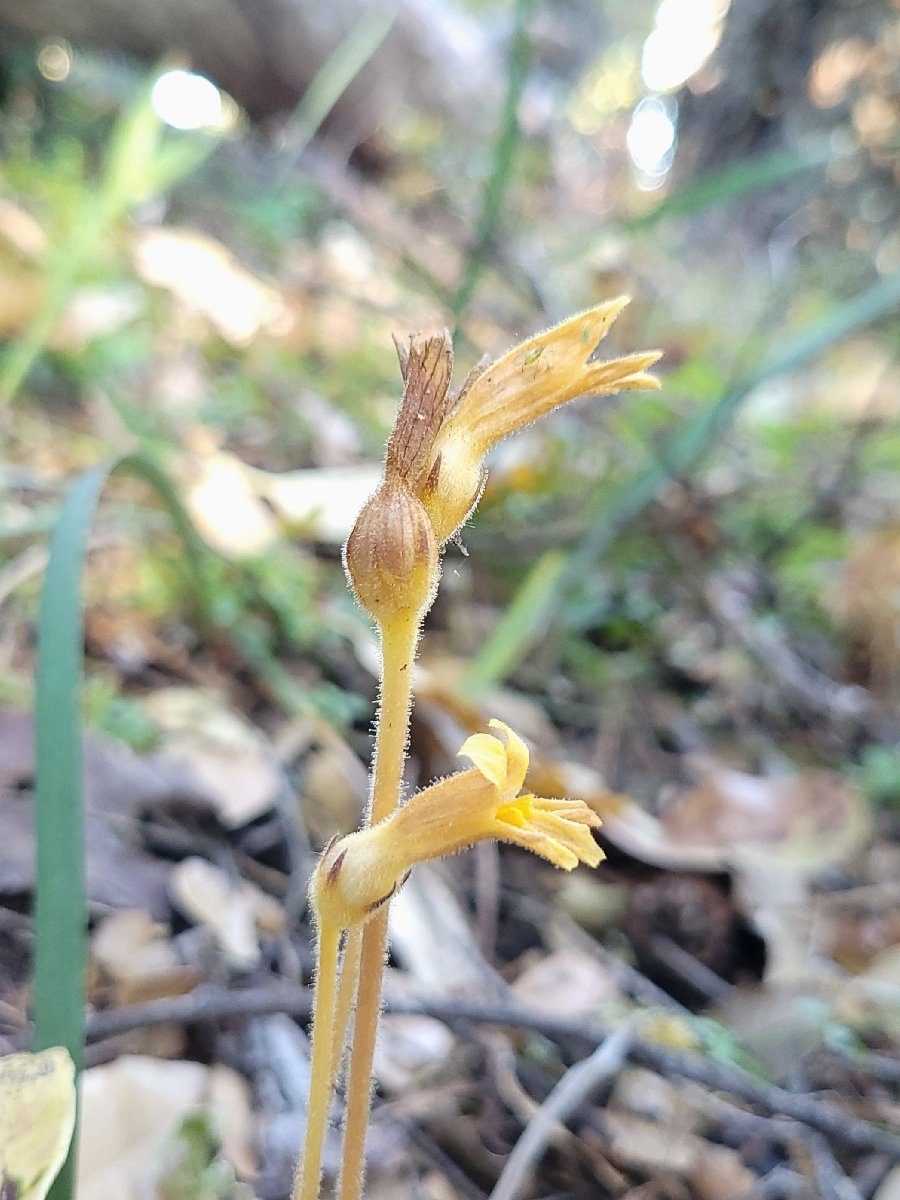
top-left (2, 0), bottom-right (898, 790)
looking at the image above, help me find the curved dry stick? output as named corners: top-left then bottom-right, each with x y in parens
top-left (488, 1024), bottom-right (634, 1200)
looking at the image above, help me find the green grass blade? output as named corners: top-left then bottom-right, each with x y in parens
top-left (461, 548), bottom-right (566, 699)
top-left (567, 270), bottom-right (900, 585)
top-left (0, 77), bottom-right (213, 409)
top-left (620, 137), bottom-right (841, 231)
top-left (557, 138), bottom-right (850, 265)
top-left (34, 463), bottom-right (113, 1058)
top-left (31, 448), bottom-right (221, 1200)
top-left (276, 6), bottom-right (397, 186)
top-left (34, 461), bottom-right (115, 1200)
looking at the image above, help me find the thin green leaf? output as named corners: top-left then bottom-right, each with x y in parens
top-left (620, 138), bottom-right (842, 231)
top-left (34, 462), bottom-right (114, 1200)
top-left (32, 448), bottom-right (221, 1200)
top-left (276, 7), bottom-right (397, 187)
top-left (461, 548), bottom-right (566, 699)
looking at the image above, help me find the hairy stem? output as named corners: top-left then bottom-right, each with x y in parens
top-left (337, 610), bottom-right (420, 1200)
top-left (293, 921), bottom-right (341, 1200)
top-left (337, 910), bottom-right (390, 1200)
top-left (330, 925), bottom-right (363, 1084)
top-left (369, 611), bottom-right (420, 823)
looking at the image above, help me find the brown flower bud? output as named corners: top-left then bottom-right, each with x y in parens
top-left (344, 482), bottom-right (438, 622)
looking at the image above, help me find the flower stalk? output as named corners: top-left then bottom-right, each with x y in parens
top-left (293, 300), bottom-right (660, 1200)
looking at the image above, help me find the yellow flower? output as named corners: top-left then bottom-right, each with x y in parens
top-left (413, 298), bottom-right (661, 543)
top-left (312, 720), bottom-right (603, 931)
top-left (343, 300), bottom-right (660, 618)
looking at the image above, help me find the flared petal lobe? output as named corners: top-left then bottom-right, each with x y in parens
top-left (312, 721), bottom-right (604, 932)
top-left (413, 298), bottom-right (662, 543)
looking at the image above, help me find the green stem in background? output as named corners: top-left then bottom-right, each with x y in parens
top-left (461, 548), bottom-right (566, 701)
top-left (0, 79), bottom-right (214, 408)
top-left (275, 7), bottom-right (397, 189)
top-left (450, 0), bottom-right (535, 332)
top-left (567, 269), bottom-right (900, 583)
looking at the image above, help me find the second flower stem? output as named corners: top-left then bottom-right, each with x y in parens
top-left (337, 608), bottom-right (421, 1200)
top-left (336, 909), bottom-right (390, 1200)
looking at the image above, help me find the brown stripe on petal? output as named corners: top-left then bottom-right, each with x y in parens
top-left (326, 847), bottom-right (347, 885)
top-left (364, 885), bottom-right (397, 913)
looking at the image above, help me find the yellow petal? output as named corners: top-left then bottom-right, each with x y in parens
top-left (458, 731), bottom-right (508, 790)
top-left (495, 796), bottom-right (530, 829)
top-left (444, 298), bottom-right (661, 452)
top-left (487, 719), bottom-right (529, 794)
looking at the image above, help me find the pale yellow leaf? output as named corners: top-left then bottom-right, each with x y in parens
top-left (0, 1047), bottom-right (76, 1200)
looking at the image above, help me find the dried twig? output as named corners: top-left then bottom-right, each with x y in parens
top-left (73, 984), bottom-right (900, 1159)
top-left (806, 1132), bottom-right (865, 1200)
top-left (629, 1040), bottom-right (900, 1160)
top-left (705, 576), bottom-right (870, 723)
top-left (488, 1024), bottom-right (634, 1200)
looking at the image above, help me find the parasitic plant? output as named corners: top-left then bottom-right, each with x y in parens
top-left (294, 299), bottom-right (661, 1200)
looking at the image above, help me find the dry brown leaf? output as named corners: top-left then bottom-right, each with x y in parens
top-left (132, 227), bottom-right (292, 346)
top-left (182, 449), bottom-right (281, 558)
top-left (145, 687), bottom-right (283, 829)
top-left (599, 762), bottom-right (869, 880)
top-left (874, 1165), bottom-right (900, 1200)
top-left (663, 763), bottom-right (870, 874)
top-left (833, 526), bottom-right (900, 690)
top-left (169, 856), bottom-right (284, 970)
top-left (610, 1067), bottom-right (699, 1129)
top-left (249, 462), bottom-right (382, 545)
top-left (91, 909), bottom-right (201, 1006)
top-left (77, 1056), bottom-right (255, 1200)
top-left (0, 200), bottom-right (47, 258)
top-left (601, 1110), bottom-right (701, 1175)
top-left (689, 1144), bottom-right (758, 1200)
top-left (0, 264), bottom-right (44, 336)
top-left (301, 740), bottom-right (368, 842)
top-left (207, 1064), bottom-right (258, 1180)
top-left (511, 949), bottom-right (618, 1016)
top-left (812, 882), bottom-right (900, 972)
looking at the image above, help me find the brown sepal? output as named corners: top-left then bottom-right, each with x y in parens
top-left (385, 331), bottom-right (453, 485)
